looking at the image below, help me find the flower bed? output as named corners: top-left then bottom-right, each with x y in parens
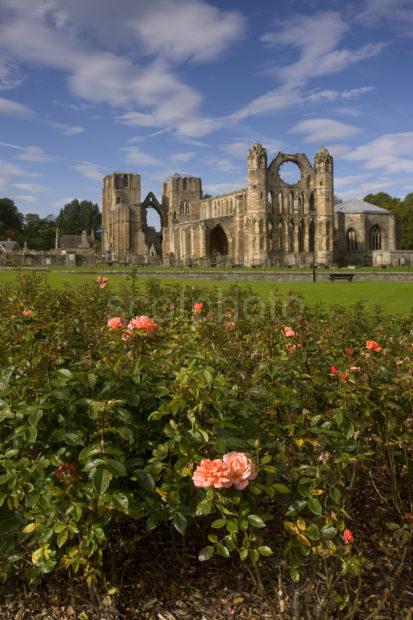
top-left (0, 273), bottom-right (411, 616)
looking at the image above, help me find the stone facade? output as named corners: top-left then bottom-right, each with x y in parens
top-left (102, 145), bottom-right (399, 267)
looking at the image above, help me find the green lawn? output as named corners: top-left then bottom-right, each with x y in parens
top-left (1, 271), bottom-right (412, 314)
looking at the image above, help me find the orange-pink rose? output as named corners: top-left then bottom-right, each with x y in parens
top-left (107, 317), bottom-right (123, 330)
top-left (22, 308), bottom-right (33, 317)
top-left (224, 320), bottom-right (236, 330)
top-left (192, 459), bottom-right (232, 489)
top-left (193, 302), bottom-right (203, 314)
top-left (222, 451), bottom-right (257, 490)
top-left (342, 528), bottom-right (354, 544)
top-left (128, 315), bottom-right (158, 333)
top-left (365, 340), bottom-right (382, 352)
top-left (283, 326), bottom-right (297, 337)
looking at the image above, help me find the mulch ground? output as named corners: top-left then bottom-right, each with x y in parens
top-left (0, 522), bottom-right (412, 620)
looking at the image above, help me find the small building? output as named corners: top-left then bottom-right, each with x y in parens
top-left (0, 239), bottom-right (21, 253)
top-left (334, 198), bottom-right (398, 266)
top-left (54, 229), bottom-right (95, 255)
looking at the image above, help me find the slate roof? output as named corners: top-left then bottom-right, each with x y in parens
top-left (334, 198), bottom-right (390, 214)
top-left (58, 235), bottom-right (93, 249)
top-left (0, 240), bottom-right (20, 252)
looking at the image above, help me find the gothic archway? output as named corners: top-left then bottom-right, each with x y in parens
top-left (208, 225), bottom-right (229, 256)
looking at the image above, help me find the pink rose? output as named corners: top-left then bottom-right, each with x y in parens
top-left (282, 326), bottom-right (297, 337)
top-left (342, 528), bottom-right (354, 544)
top-left (223, 452), bottom-right (257, 490)
top-left (193, 303), bottom-right (203, 314)
top-left (224, 311), bottom-right (233, 318)
top-left (365, 340), bottom-right (382, 352)
top-left (330, 365), bottom-right (338, 376)
top-left (96, 276), bottom-right (109, 284)
top-left (128, 315), bottom-right (158, 333)
top-left (192, 459), bottom-right (232, 489)
top-left (107, 317), bottom-right (123, 330)
top-left (22, 308), bottom-right (33, 317)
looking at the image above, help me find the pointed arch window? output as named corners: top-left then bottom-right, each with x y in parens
top-left (298, 220), bottom-right (305, 252)
top-left (346, 229), bottom-right (358, 252)
top-left (370, 225), bottom-right (381, 250)
top-left (288, 220), bottom-right (295, 252)
top-left (309, 193), bottom-right (315, 212)
top-left (309, 220), bottom-right (315, 253)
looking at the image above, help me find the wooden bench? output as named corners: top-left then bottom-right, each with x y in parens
top-left (329, 273), bottom-right (354, 282)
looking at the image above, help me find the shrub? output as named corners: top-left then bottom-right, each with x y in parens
top-left (0, 274), bottom-right (411, 614)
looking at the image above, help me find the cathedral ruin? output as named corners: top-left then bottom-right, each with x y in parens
top-left (102, 144), bottom-right (399, 267)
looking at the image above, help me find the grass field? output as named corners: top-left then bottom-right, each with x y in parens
top-left (0, 270), bottom-right (412, 314)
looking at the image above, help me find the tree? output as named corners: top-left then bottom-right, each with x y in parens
top-left (55, 199), bottom-right (101, 234)
top-left (0, 198), bottom-right (24, 238)
top-left (334, 195), bottom-right (343, 205)
top-left (364, 192), bottom-right (401, 212)
top-left (22, 213), bottom-right (55, 251)
top-left (399, 193), bottom-right (413, 250)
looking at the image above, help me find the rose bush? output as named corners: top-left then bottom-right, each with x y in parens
top-left (0, 273), bottom-right (411, 615)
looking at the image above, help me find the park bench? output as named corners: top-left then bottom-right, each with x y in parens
top-left (329, 273), bottom-right (354, 282)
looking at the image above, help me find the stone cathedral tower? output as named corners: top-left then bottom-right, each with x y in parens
top-left (245, 143), bottom-right (268, 266)
top-left (313, 147), bottom-right (334, 265)
top-left (102, 172), bottom-right (145, 259)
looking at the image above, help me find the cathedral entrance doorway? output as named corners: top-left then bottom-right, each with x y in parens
top-left (208, 226), bottom-right (228, 256)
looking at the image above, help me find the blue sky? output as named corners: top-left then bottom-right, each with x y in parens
top-left (0, 0), bottom-right (412, 224)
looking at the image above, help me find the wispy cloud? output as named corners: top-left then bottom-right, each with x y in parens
top-left (122, 147), bottom-right (162, 166)
top-left (72, 163), bottom-right (103, 181)
top-left (0, 59), bottom-right (24, 90)
top-left (49, 121), bottom-right (85, 135)
top-left (0, 96), bottom-right (35, 118)
top-left (289, 118), bottom-right (360, 143)
top-left (13, 182), bottom-right (49, 193)
top-left (169, 152), bottom-right (195, 164)
top-left (344, 132), bottom-right (413, 173)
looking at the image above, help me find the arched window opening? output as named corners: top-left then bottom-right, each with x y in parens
top-left (370, 225), bottom-right (381, 250)
top-left (326, 221), bottom-right (331, 236)
top-left (309, 193), bottom-right (315, 212)
top-left (277, 222), bottom-right (285, 252)
top-left (278, 192), bottom-right (284, 214)
top-left (180, 200), bottom-right (190, 215)
top-left (288, 221), bottom-right (295, 252)
top-left (208, 226), bottom-right (228, 256)
top-left (299, 220), bottom-right (305, 252)
top-left (289, 191), bottom-right (294, 212)
top-left (145, 207), bottom-right (162, 232)
top-left (309, 220), bottom-right (315, 253)
top-left (346, 229), bottom-right (357, 252)
top-left (182, 177), bottom-right (188, 190)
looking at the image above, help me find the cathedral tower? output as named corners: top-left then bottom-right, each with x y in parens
top-left (246, 143), bottom-right (268, 265)
top-left (313, 147), bottom-right (334, 265)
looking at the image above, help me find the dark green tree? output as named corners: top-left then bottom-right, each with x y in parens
top-left (364, 192), bottom-right (401, 212)
top-left (55, 199), bottom-right (101, 234)
top-left (22, 213), bottom-right (55, 251)
top-left (0, 197), bottom-right (24, 238)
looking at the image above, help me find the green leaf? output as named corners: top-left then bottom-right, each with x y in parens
top-left (92, 467), bottom-right (110, 496)
top-left (135, 471), bottom-right (155, 492)
top-left (258, 546), bottom-right (273, 556)
top-left (56, 368), bottom-right (73, 381)
top-left (307, 497), bottom-right (322, 516)
top-left (321, 526), bottom-right (337, 540)
top-left (226, 520), bottom-right (238, 533)
top-left (113, 492), bottom-right (129, 512)
top-left (334, 410), bottom-right (343, 426)
top-left (57, 529), bottom-right (68, 548)
top-left (240, 547), bottom-right (248, 561)
top-left (248, 514), bottom-right (266, 528)
top-left (104, 459), bottom-right (126, 477)
top-left (261, 455), bottom-right (272, 465)
top-left (0, 474), bottom-right (13, 486)
top-left (216, 543), bottom-right (230, 558)
top-left (211, 519), bottom-right (226, 529)
top-left (305, 523), bottom-right (321, 541)
top-left (198, 546), bottom-right (214, 562)
top-left (172, 513), bottom-right (187, 535)
top-left (273, 483), bottom-right (291, 494)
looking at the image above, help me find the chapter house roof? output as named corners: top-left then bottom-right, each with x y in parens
top-left (334, 198), bottom-right (390, 214)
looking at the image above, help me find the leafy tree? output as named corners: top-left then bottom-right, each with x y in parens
top-left (0, 197), bottom-right (24, 238)
top-left (333, 195), bottom-right (343, 205)
top-left (55, 199), bottom-right (101, 235)
top-left (398, 193), bottom-right (413, 250)
top-left (364, 192), bottom-right (401, 212)
top-left (22, 213), bottom-right (55, 251)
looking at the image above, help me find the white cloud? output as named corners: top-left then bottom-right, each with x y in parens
top-left (72, 163), bottom-right (103, 181)
top-left (15, 194), bottom-right (36, 202)
top-left (344, 132), bottom-right (413, 173)
top-left (169, 152), bottom-right (195, 163)
top-left (122, 147), bottom-right (161, 166)
top-left (203, 156), bottom-right (240, 173)
top-left (13, 182), bottom-right (49, 193)
top-left (357, 0), bottom-right (413, 37)
top-left (290, 118), bottom-right (360, 142)
top-left (233, 12), bottom-right (383, 122)
top-left (0, 160), bottom-right (40, 178)
top-left (0, 60), bottom-right (24, 90)
top-left (49, 121), bottom-right (85, 135)
top-left (18, 146), bottom-right (53, 162)
top-left (0, 96), bottom-right (34, 118)
top-left (117, 112), bottom-right (157, 128)
top-left (52, 196), bottom-right (76, 209)
top-left (132, 1), bottom-right (245, 62)
top-left (306, 86), bottom-right (375, 103)
top-left (0, 0), bottom-right (243, 138)
top-left (325, 143), bottom-right (352, 157)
